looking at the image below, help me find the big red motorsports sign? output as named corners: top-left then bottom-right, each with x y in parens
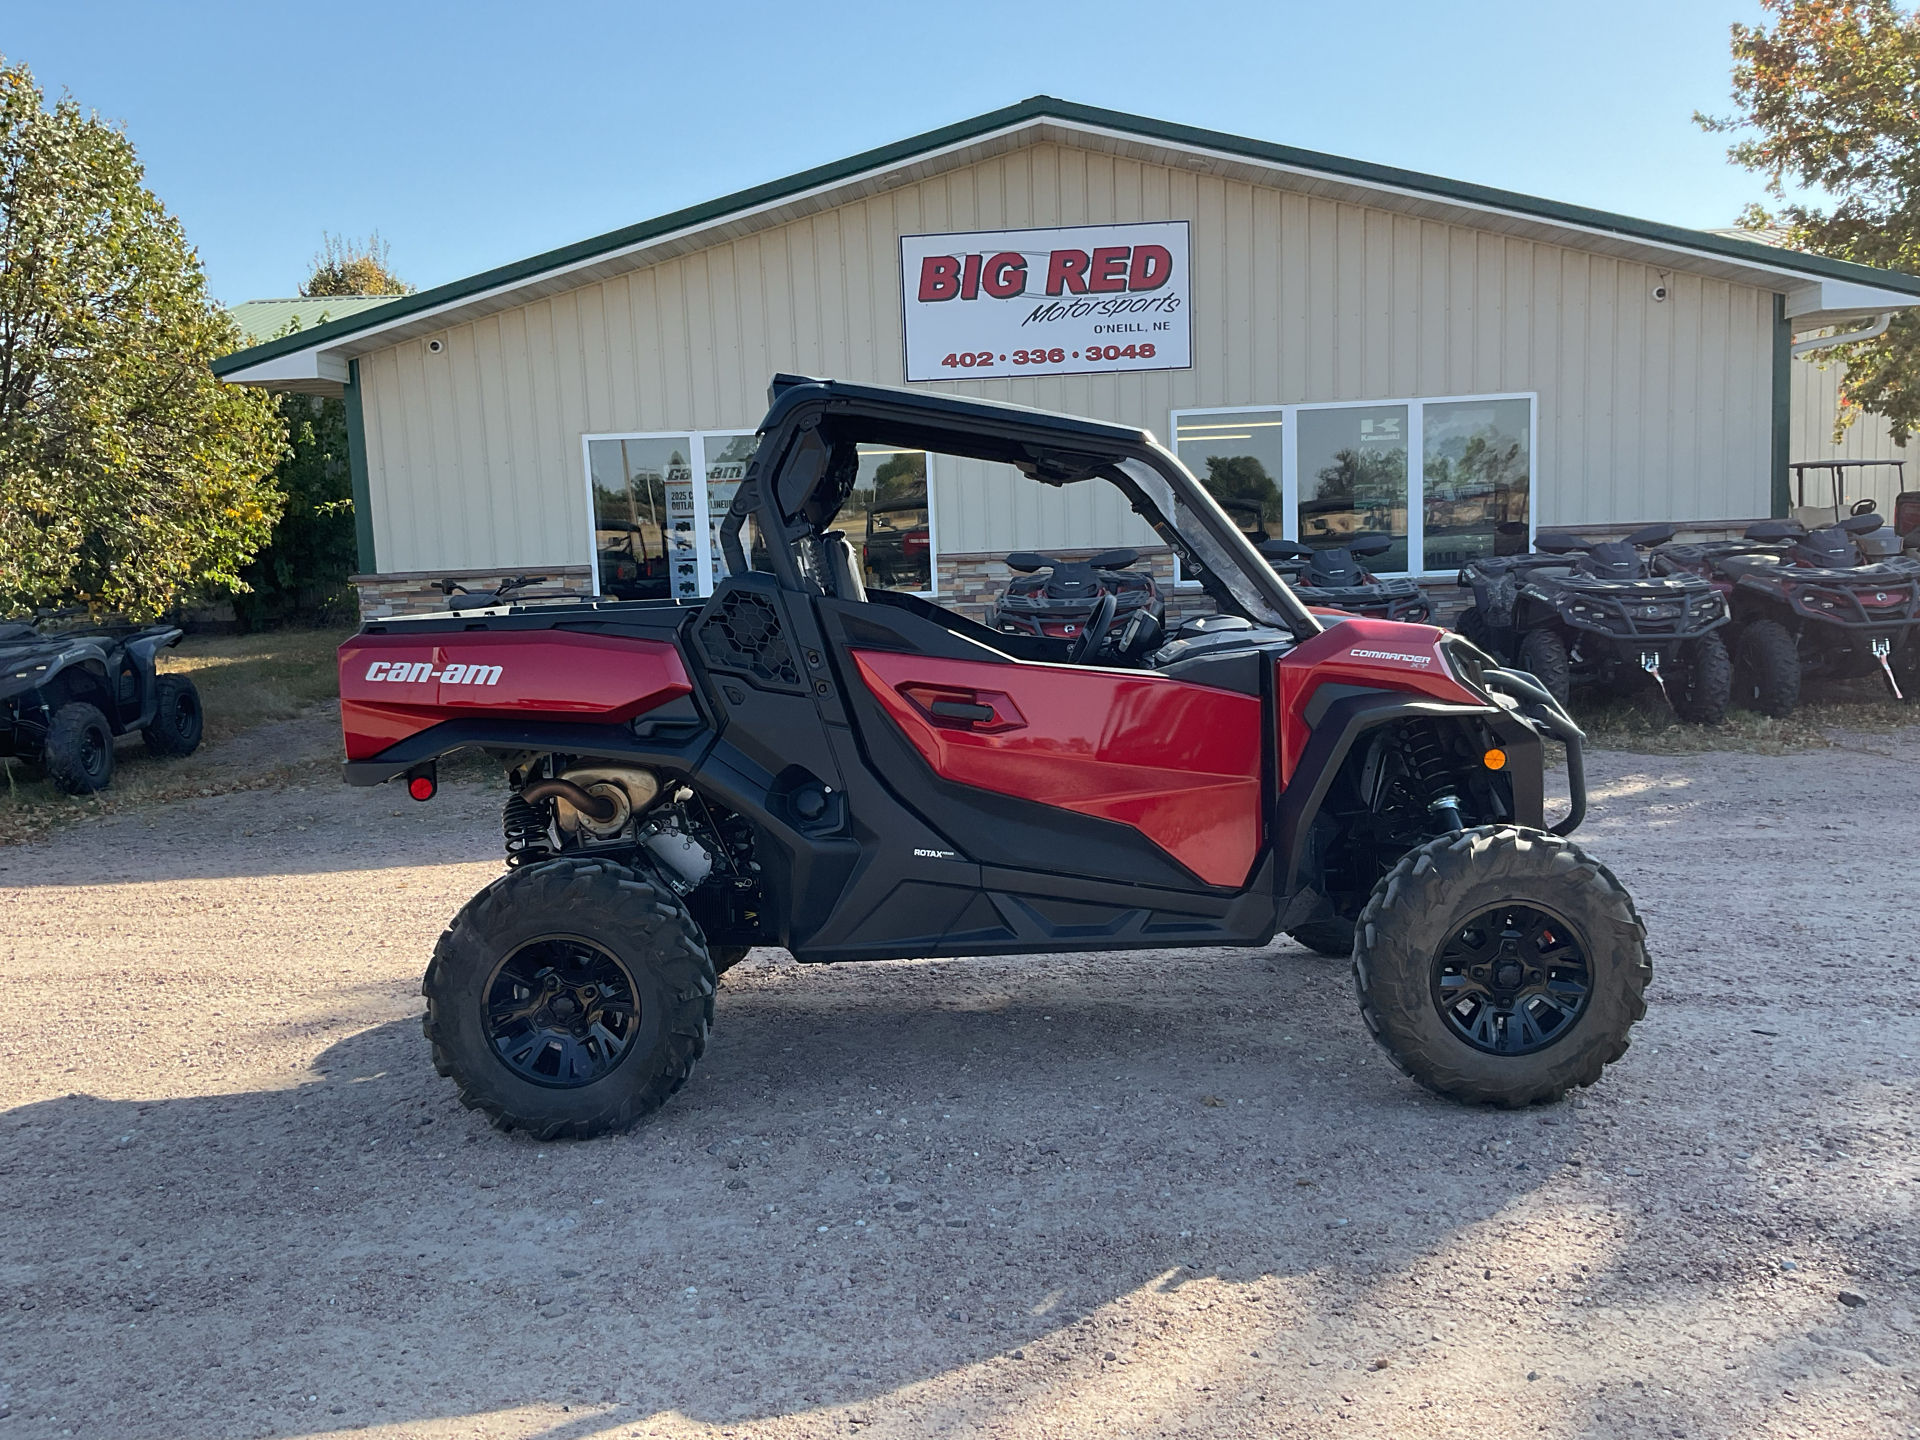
top-left (900, 221), bottom-right (1191, 383)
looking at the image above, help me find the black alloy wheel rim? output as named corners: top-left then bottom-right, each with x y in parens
top-left (1430, 903), bottom-right (1593, 1056)
top-left (484, 937), bottom-right (642, 1088)
top-left (80, 723), bottom-right (107, 778)
top-left (169, 690), bottom-right (198, 736)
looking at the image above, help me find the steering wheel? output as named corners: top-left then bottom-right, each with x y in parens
top-left (1069, 593), bottom-right (1118, 664)
top-left (1852, 498), bottom-right (1880, 517)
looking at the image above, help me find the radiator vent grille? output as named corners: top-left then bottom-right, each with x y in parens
top-left (699, 589), bottom-right (803, 690)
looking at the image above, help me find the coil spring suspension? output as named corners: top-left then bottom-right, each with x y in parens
top-left (1402, 722), bottom-right (1464, 832)
top-left (502, 792), bottom-right (555, 865)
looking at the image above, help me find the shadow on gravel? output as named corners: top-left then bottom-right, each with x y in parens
top-left (0, 961), bottom-right (1560, 1438)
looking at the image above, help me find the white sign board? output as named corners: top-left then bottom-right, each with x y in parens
top-left (900, 221), bottom-right (1191, 383)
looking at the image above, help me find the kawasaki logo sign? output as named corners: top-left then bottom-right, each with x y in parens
top-left (900, 221), bottom-right (1191, 383)
top-left (365, 660), bottom-right (502, 685)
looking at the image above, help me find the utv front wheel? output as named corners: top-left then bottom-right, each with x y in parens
top-left (44, 702), bottom-right (115, 795)
top-left (1353, 826), bottom-right (1649, 1107)
top-left (1516, 628), bottom-right (1571, 704)
top-left (423, 857), bottom-right (715, 1139)
top-left (1669, 633), bottom-right (1731, 724)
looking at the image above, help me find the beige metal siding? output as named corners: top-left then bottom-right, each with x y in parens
top-left (1789, 354), bottom-right (1911, 516)
top-left (357, 142), bottom-right (1781, 574)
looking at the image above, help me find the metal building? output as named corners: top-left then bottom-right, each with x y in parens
top-left (212, 97), bottom-right (1920, 620)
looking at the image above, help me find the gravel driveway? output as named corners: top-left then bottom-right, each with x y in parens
top-left (0, 732), bottom-right (1915, 1439)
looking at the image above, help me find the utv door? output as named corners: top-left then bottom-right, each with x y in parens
top-left (816, 595), bottom-right (1266, 894)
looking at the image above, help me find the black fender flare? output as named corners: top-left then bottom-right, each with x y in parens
top-left (1275, 691), bottom-right (1566, 896)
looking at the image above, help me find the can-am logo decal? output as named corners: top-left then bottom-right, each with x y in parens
top-left (364, 660), bottom-right (503, 685)
top-left (1348, 647), bottom-right (1433, 668)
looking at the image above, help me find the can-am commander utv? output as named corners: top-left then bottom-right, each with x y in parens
top-left (337, 377), bottom-right (1650, 1139)
top-left (1455, 525), bottom-right (1732, 723)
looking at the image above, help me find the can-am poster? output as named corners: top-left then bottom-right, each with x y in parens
top-left (899, 221), bottom-right (1191, 383)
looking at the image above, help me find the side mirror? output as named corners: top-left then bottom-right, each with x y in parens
top-left (1004, 551), bottom-right (1052, 573)
top-left (1840, 511), bottom-right (1884, 535)
top-left (1625, 523), bottom-right (1677, 548)
top-left (1349, 534), bottom-right (1394, 558)
top-left (1536, 534), bottom-right (1592, 554)
top-left (1089, 548), bottom-right (1139, 570)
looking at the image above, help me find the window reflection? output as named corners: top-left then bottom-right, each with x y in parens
top-left (1422, 399), bottom-right (1531, 570)
top-left (830, 445), bottom-right (932, 592)
top-left (588, 436), bottom-right (695, 600)
top-left (1174, 411), bottom-right (1284, 545)
top-left (1297, 406), bottom-right (1409, 572)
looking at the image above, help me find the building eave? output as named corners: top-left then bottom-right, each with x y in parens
top-left (213, 95), bottom-right (1920, 390)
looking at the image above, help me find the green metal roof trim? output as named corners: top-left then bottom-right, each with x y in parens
top-left (226, 295), bottom-right (407, 346)
top-left (212, 94), bottom-right (1920, 377)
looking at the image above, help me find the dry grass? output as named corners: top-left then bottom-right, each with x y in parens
top-left (0, 628), bottom-right (354, 846)
top-left (1575, 677), bottom-right (1919, 755)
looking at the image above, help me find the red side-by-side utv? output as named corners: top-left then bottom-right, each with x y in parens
top-left (337, 377), bottom-right (1649, 1139)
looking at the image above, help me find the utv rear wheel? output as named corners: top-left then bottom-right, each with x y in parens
top-left (1353, 826), bottom-right (1649, 1108)
top-left (1669, 633), bottom-right (1731, 724)
top-left (142, 674), bottom-right (204, 756)
top-left (1516, 628), bottom-right (1571, 704)
top-left (1735, 620), bottom-right (1800, 717)
top-left (423, 857), bottom-right (715, 1139)
top-left (44, 702), bottom-right (115, 795)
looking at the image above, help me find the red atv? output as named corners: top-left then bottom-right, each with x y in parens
top-left (337, 377), bottom-right (1649, 1138)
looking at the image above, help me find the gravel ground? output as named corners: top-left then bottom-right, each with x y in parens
top-left (0, 726), bottom-right (1915, 1440)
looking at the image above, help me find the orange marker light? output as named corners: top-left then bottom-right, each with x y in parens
top-left (1482, 748), bottom-right (1507, 771)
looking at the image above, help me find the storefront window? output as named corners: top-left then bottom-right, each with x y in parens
top-left (835, 445), bottom-right (932, 592)
top-left (1422, 398), bottom-right (1532, 570)
top-left (1173, 411), bottom-right (1285, 545)
top-left (701, 433), bottom-right (758, 591)
top-left (587, 435), bottom-right (695, 601)
top-left (1297, 405), bottom-right (1410, 572)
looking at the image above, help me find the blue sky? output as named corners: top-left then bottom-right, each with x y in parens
top-left (9, 1), bottom-right (1790, 308)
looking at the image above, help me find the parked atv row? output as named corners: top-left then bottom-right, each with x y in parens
top-left (1455, 524), bottom-right (1734, 723)
top-left (0, 622), bottom-right (204, 793)
top-left (1653, 511), bottom-right (1920, 715)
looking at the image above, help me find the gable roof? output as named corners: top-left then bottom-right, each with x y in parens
top-left (214, 95), bottom-right (1920, 395)
top-left (226, 295), bottom-right (407, 346)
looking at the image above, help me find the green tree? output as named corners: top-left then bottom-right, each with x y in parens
top-left (1701, 0), bottom-right (1920, 438)
top-left (304, 232), bottom-right (412, 297)
top-left (232, 394), bottom-right (357, 627)
top-left (0, 57), bottom-right (286, 618)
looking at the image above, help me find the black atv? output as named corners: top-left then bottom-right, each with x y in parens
top-left (0, 622), bottom-right (203, 794)
top-left (1258, 535), bottom-right (1432, 622)
top-left (1654, 512), bottom-right (1920, 714)
top-left (1456, 523), bottom-right (1732, 723)
top-left (989, 548), bottom-right (1166, 659)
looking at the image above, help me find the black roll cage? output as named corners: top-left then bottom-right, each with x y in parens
top-left (719, 375), bottom-right (1321, 641)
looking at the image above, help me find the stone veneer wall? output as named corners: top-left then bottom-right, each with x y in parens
top-left (351, 567), bottom-right (593, 620)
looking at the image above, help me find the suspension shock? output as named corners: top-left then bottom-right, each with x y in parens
top-left (1402, 722), bottom-right (1464, 833)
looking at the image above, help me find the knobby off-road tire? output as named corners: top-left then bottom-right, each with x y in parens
top-left (1669, 632), bottom-right (1732, 725)
top-left (1516, 628), bottom-right (1572, 704)
top-left (1735, 620), bottom-right (1801, 717)
top-left (44, 702), bottom-right (115, 795)
top-left (423, 857), bottom-right (715, 1139)
top-left (1454, 606), bottom-right (1499, 660)
top-left (1286, 919), bottom-right (1355, 958)
top-left (1353, 826), bottom-right (1650, 1108)
top-left (142, 674), bottom-right (204, 757)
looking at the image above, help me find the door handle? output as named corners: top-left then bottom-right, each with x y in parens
top-left (929, 700), bottom-right (996, 723)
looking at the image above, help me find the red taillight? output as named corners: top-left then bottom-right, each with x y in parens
top-left (408, 775), bottom-right (436, 802)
